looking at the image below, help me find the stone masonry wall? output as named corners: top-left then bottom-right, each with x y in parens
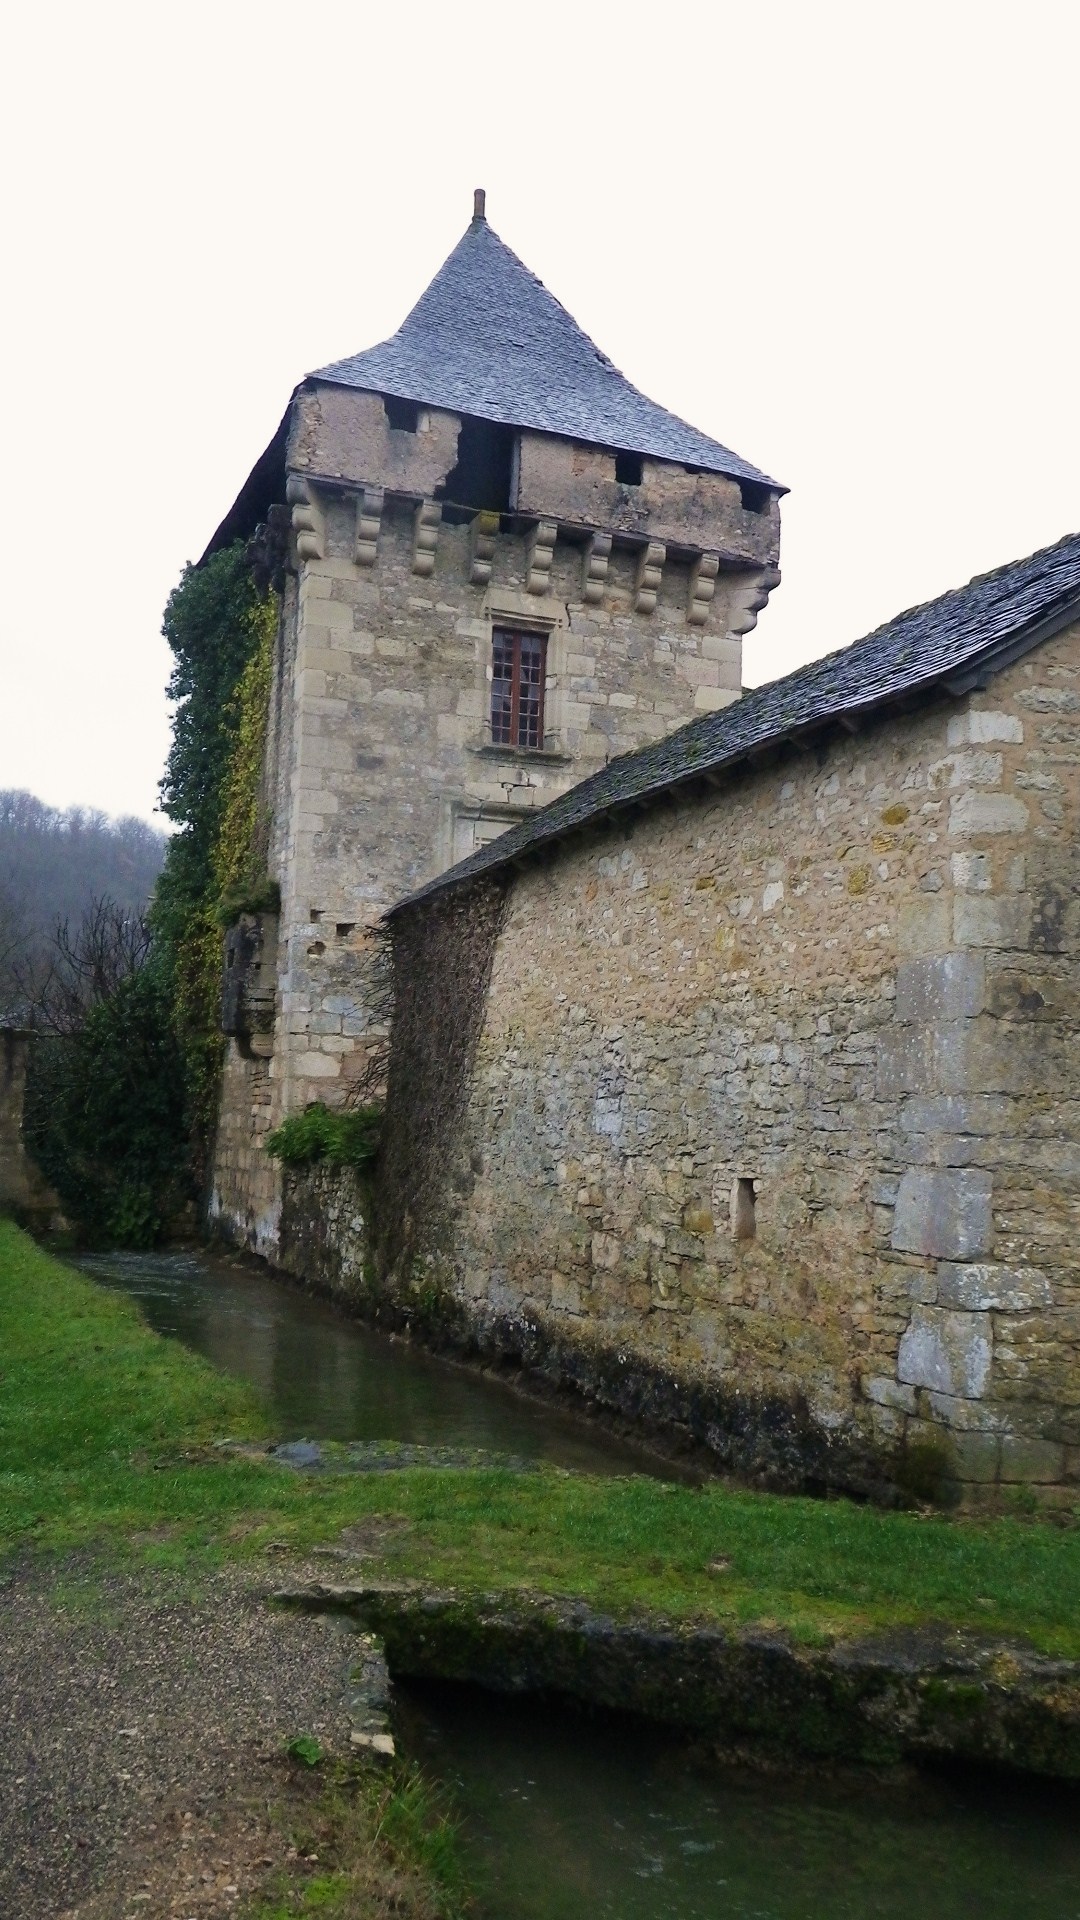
top-left (387, 624), bottom-right (1080, 1502)
top-left (211, 452), bottom-right (779, 1249)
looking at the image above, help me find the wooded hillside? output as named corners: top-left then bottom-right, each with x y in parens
top-left (0, 790), bottom-right (166, 1020)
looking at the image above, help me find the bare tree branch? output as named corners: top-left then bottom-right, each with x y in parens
top-left (15, 897), bottom-right (153, 1035)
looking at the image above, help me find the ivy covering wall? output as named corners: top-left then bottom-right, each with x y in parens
top-left (153, 542), bottom-right (279, 1171)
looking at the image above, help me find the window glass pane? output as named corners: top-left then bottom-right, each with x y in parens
top-left (491, 631), bottom-right (514, 744)
top-left (518, 634), bottom-right (544, 748)
top-left (490, 628), bottom-right (546, 751)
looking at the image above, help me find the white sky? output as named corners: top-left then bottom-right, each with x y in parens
top-left (2, 0), bottom-right (1077, 824)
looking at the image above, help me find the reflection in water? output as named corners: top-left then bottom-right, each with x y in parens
top-left (405, 1684), bottom-right (1080, 1920)
top-left (75, 1247), bottom-right (660, 1476)
top-left (76, 1246), bottom-right (1080, 1918)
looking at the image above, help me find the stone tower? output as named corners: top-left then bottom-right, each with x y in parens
top-left (209, 192), bottom-right (783, 1255)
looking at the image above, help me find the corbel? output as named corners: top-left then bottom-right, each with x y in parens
top-left (634, 540), bottom-right (666, 614)
top-left (526, 518), bottom-right (558, 595)
top-left (582, 531), bottom-right (612, 606)
top-left (411, 499), bottom-right (442, 577)
top-left (726, 565), bottom-right (782, 639)
top-left (354, 487), bottom-right (384, 567)
top-left (686, 552), bottom-right (720, 626)
top-left (469, 510), bottom-right (500, 586)
top-left (286, 475), bottom-right (325, 563)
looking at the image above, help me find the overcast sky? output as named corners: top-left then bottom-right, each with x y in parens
top-left (2, 1), bottom-right (1077, 824)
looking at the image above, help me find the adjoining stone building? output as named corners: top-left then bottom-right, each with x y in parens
top-left (377, 536), bottom-right (1080, 1505)
top-left (208, 194), bottom-right (783, 1254)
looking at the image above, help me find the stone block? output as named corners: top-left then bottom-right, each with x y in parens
top-left (863, 1375), bottom-right (917, 1412)
top-left (953, 895), bottom-right (1032, 949)
top-left (591, 1232), bottom-right (622, 1270)
top-left (998, 1436), bottom-right (1066, 1483)
top-left (936, 1263), bottom-right (1051, 1311)
top-left (551, 1272), bottom-right (581, 1314)
top-left (303, 596), bottom-right (354, 630)
top-left (693, 686), bottom-right (740, 712)
top-left (292, 1052), bottom-right (340, 1079)
top-left (926, 1391), bottom-right (1001, 1430)
top-left (891, 1168), bottom-right (993, 1259)
top-left (948, 791), bottom-right (1029, 837)
top-left (949, 1431), bottom-right (1000, 1482)
top-left (930, 749), bottom-right (1004, 789)
top-left (898, 895), bottom-right (951, 956)
top-left (895, 952), bottom-right (985, 1024)
top-left (947, 709), bottom-right (1024, 746)
top-left (897, 1307), bottom-right (993, 1398)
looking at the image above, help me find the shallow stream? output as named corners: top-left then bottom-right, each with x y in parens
top-left (80, 1247), bottom-right (1080, 1919)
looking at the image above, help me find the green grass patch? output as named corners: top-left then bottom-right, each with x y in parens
top-left (4, 1219), bottom-right (1080, 1658)
top-left (245, 1758), bottom-right (470, 1920)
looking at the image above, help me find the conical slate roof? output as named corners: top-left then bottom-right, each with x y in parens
top-left (314, 213), bottom-right (780, 490)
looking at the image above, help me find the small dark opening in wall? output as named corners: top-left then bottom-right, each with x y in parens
top-left (436, 416), bottom-right (515, 512)
top-left (307, 940), bottom-right (325, 956)
top-left (732, 1177), bottom-right (757, 1241)
top-left (336, 922), bottom-right (355, 938)
top-left (739, 479), bottom-right (771, 516)
top-left (310, 908), bottom-right (323, 923)
top-left (384, 395), bottom-right (419, 433)
top-left (615, 450), bottom-right (644, 486)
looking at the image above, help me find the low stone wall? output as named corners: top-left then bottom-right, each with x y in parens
top-left (279, 1583), bottom-right (1080, 1780)
top-left (276, 1162), bottom-right (370, 1306)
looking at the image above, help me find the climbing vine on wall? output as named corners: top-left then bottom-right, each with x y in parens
top-left (153, 543), bottom-right (278, 1169)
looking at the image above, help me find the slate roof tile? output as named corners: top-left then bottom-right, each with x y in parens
top-left (314, 214), bottom-right (779, 490)
top-left (391, 530), bottom-right (1080, 915)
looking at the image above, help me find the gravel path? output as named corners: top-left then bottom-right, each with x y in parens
top-left (1, 1552), bottom-right (364, 1918)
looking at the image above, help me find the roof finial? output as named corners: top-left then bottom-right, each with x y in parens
top-left (473, 187), bottom-right (486, 222)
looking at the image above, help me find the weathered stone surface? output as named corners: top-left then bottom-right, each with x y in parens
top-left (897, 1308), bottom-right (993, 1399)
top-left (998, 1436), bottom-right (1067, 1484)
top-left (895, 952), bottom-right (985, 1024)
top-left (363, 622), bottom-right (1080, 1503)
top-left (890, 1169), bottom-right (994, 1259)
top-left (278, 1583), bottom-right (1080, 1781)
top-left (936, 1263), bottom-right (1052, 1311)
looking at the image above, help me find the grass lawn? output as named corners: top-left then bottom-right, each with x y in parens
top-left (3, 1218), bottom-right (1080, 1657)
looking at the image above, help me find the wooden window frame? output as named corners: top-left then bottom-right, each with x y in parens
top-left (490, 627), bottom-right (547, 751)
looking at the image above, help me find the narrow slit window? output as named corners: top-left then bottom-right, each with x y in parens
top-left (491, 628), bottom-right (547, 750)
top-left (732, 1177), bottom-right (757, 1241)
